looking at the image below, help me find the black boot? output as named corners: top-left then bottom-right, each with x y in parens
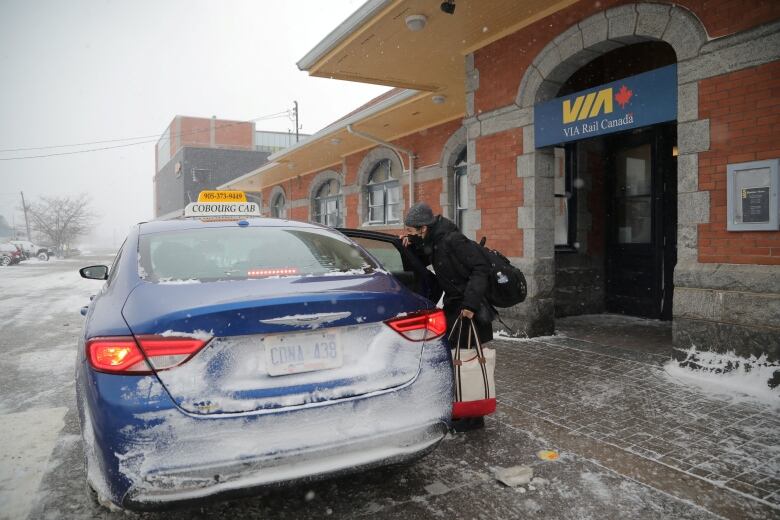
top-left (451, 416), bottom-right (485, 432)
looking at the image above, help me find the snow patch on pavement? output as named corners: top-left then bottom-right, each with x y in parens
top-left (18, 348), bottom-right (76, 373)
top-left (664, 348), bottom-right (779, 407)
top-left (495, 331), bottom-right (558, 342)
top-left (0, 408), bottom-right (67, 520)
top-left (0, 268), bottom-right (95, 324)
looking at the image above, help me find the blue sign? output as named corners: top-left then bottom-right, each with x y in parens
top-left (534, 64), bottom-right (677, 148)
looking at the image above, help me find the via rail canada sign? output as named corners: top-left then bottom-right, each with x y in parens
top-left (534, 64), bottom-right (677, 148)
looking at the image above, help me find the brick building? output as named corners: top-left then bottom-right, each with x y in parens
top-left (155, 116), bottom-right (303, 218)
top-left (223, 1), bottom-right (780, 359)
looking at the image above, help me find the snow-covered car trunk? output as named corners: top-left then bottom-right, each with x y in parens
top-left (121, 275), bottom-right (433, 415)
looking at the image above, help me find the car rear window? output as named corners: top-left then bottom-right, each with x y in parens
top-left (138, 226), bottom-right (376, 282)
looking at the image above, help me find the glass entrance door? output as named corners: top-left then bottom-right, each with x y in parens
top-left (605, 125), bottom-right (676, 319)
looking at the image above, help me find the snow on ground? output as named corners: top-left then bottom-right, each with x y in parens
top-left (664, 350), bottom-right (779, 407)
top-left (0, 265), bottom-right (98, 325)
top-left (0, 408), bottom-right (67, 520)
top-left (17, 347), bottom-right (77, 374)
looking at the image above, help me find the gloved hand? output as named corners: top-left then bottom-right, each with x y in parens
top-left (460, 308), bottom-right (475, 319)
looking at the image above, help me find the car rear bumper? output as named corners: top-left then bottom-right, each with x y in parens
top-left (85, 342), bottom-right (453, 510)
top-left (123, 420), bottom-right (447, 511)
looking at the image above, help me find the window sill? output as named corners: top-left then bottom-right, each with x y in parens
top-left (555, 245), bottom-right (579, 254)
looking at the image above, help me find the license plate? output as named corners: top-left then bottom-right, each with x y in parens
top-left (264, 331), bottom-right (343, 376)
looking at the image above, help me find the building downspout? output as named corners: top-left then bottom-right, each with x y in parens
top-left (346, 124), bottom-right (416, 209)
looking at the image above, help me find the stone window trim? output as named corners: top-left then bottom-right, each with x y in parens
top-left (268, 185), bottom-right (287, 219)
top-left (439, 126), bottom-right (467, 221)
top-left (356, 146), bottom-right (405, 227)
top-left (308, 169), bottom-right (345, 225)
top-left (462, 3), bottom-right (719, 337)
top-left (510, 3), bottom-right (712, 265)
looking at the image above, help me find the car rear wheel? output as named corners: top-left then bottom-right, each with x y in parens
top-left (0, 255), bottom-right (10, 266)
top-left (37, 252), bottom-right (49, 261)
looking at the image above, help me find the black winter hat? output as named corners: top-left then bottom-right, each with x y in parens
top-left (404, 202), bottom-right (435, 227)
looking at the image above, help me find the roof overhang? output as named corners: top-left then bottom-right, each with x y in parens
top-left (225, 0), bottom-right (577, 192)
top-left (221, 87), bottom-right (463, 191)
top-left (298, 0), bottom-right (578, 91)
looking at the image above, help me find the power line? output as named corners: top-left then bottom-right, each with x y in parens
top-left (0, 111), bottom-right (289, 153)
top-left (0, 111), bottom-right (291, 160)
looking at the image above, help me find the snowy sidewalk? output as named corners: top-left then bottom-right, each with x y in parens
top-left (492, 314), bottom-right (779, 519)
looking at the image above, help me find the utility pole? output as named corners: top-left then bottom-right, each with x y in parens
top-left (20, 191), bottom-right (31, 240)
top-left (293, 101), bottom-right (299, 142)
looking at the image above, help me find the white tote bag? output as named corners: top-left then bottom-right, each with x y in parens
top-left (450, 317), bottom-right (496, 418)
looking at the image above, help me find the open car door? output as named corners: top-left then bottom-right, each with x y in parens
top-left (338, 228), bottom-right (440, 303)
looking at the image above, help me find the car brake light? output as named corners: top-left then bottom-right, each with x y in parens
top-left (86, 335), bottom-right (210, 374)
top-left (386, 309), bottom-right (447, 341)
top-left (248, 267), bottom-right (299, 277)
top-left (86, 337), bottom-right (148, 373)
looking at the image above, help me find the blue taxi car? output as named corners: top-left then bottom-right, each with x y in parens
top-left (76, 201), bottom-right (452, 510)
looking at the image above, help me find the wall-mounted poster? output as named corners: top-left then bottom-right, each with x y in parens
top-left (727, 160), bottom-right (779, 231)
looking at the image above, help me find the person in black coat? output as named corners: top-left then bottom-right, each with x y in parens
top-left (401, 202), bottom-right (494, 349)
top-left (402, 203), bottom-right (494, 432)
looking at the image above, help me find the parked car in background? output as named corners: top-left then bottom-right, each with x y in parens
top-left (0, 242), bottom-right (23, 265)
top-left (76, 201), bottom-right (452, 511)
top-left (10, 240), bottom-right (54, 261)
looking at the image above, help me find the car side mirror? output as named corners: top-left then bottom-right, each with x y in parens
top-left (80, 265), bottom-right (109, 280)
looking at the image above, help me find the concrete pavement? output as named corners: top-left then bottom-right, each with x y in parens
top-left (494, 314), bottom-right (779, 519)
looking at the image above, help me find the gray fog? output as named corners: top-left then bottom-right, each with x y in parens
top-left (0, 0), bottom-right (388, 248)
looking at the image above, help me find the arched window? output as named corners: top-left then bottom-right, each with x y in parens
top-left (313, 179), bottom-right (342, 227)
top-left (271, 192), bottom-right (286, 218)
top-left (454, 148), bottom-right (468, 230)
top-left (366, 159), bottom-right (401, 225)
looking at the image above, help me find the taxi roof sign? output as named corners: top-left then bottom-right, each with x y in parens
top-left (197, 190), bottom-right (247, 203)
top-left (184, 201), bottom-right (261, 218)
top-left (184, 191), bottom-right (261, 218)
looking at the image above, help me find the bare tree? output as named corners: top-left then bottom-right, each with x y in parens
top-left (26, 194), bottom-right (95, 254)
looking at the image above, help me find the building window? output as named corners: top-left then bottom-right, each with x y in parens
top-left (554, 146), bottom-right (577, 250)
top-left (271, 192), bottom-right (286, 219)
top-left (453, 148), bottom-right (468, 230)
top-left (366, 159), bottom-right (401, 225)
top-left (313, 179), bottom-right (342, 227)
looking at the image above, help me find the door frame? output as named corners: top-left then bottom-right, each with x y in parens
top-left (603, 123), bottom-right (676, 319)
top-left (337, 228), bottom-right (439, 302)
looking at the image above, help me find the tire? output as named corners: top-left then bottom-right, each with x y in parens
top-left (0, 255), bottom-right (10, 266)
top-left (37, 252), bottom-right (49, 261)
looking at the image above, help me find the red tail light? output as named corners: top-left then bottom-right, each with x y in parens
top-left (248, 267), bottom-right (299, 277)
top-left (86, 335), bottom-right (210, 374)
top-left (386, 309), bottom-right (447, 341)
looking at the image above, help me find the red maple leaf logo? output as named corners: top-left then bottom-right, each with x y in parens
top-left (615, 85), bottom-right (633, 109)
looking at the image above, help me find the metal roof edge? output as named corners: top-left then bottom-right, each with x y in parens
top-left (296, 0), bottom-right (392, 71)
top-left (266, 88), bottom-right (421, 162)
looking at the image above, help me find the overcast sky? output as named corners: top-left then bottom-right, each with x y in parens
top-left (0, 0), bottom-right (388, 248)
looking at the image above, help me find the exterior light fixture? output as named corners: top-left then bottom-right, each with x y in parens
top-left (432, 95), bottom-right (446, 104)
top-left (330, 138), bottom-right (342, 145)
top-left (405, 14), bottom-right (427, 32)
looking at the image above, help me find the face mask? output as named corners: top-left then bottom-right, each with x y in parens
top-left (407, 234), bottom-right (423, 246)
